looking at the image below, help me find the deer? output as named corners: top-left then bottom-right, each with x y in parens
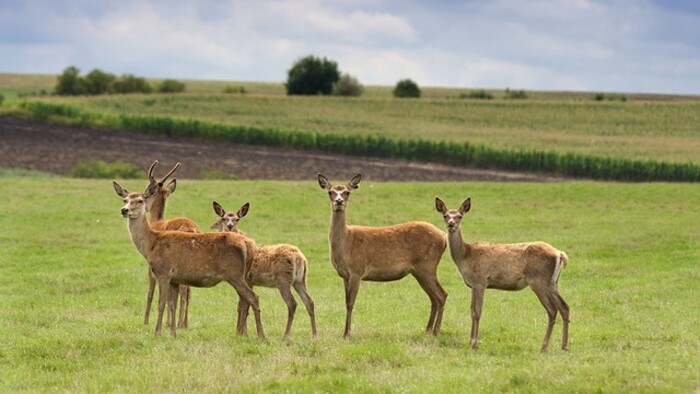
top-left (211, 201), bottom-right (317, 341)
top-left (317, 173), bottom-right (448, 338)
top-left (113, 181), bottom-right (265, 339)
top-left (434, 196), bottom-right (570, 352)
top-left (141, 160), bottom-right (201, 329)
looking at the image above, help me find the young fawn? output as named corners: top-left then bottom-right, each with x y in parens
top-left (212, 201), bottom-right (317, 340)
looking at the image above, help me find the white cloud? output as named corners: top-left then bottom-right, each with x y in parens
top-left (1, 0), bottom-right (699, 93)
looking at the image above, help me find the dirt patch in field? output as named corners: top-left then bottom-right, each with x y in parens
top-left (0, 115), bottom-right (563, 182)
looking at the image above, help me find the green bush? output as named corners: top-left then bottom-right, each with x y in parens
top-left (285, 55), bottom-right (340, 95)
top-left (393, 79), bottom-right (421, 98)
top-left (68, 160), bottom-right (142, 179)
top-left (333, 73), bottom-right (364, 96)
top-left (460, 90), bottom-right (494, 100)
top-left (157, 79), bottom-right (186, 93)
top-left (0, 93), bottom-right (4, 106)
top-left (55, 66), bottom-right (88, 95)
top-left (223, 86), bottom-right (247, 94)
top-left (54, 66), bottom-right (155, 96)
top-left (84, 69), bottom-right (116, 95)
top-left (594, 93), bottom-right (628, 102)
top-left (505, 88), bottom-right (528, 99)
top-left (112, 74), bottom-right (153, 94)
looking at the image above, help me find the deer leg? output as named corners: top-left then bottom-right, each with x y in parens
top-left (412, 271), bottom-right (447, 335)
top-left (552, 290), bottom-right (570, 350)
top-left (293, 281), bottom-right (317, 337)
top-left (154, 277), bottom-right (170, 337)
top-left (168, 283), bottom-right (180, 337)
top-left (230, 280), bottom-right (265, 339)
top-left (177, 285), bottom-right (190, 329)
top-left (236, 296), bottom-right (250, 336)
top-left (530, 283), bottom-right (558, 352)
top-left (469, 286), bottom-right (485, 349)
top-left (433, 281), bottom-right (448, 335)
top-left (343, 276), bottom-right (361, 339)
top-left (277, 282), bottom-right (298, 341)
top-left (144, 268), bottom-right (156, 325)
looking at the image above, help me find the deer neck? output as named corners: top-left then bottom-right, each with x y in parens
top-left (328, 209), bottom-right (348, 268)
top-left (149, 192), bottom-right (166, 222)
top-left (447, 227), bottom-right (473, 266)
top-left (127, 213), bottom-right (156, 257)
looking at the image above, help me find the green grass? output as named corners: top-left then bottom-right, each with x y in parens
top-left (1, 176), bottom-right (698, 392)
top-left (0, 73), bottom-right (55, 99)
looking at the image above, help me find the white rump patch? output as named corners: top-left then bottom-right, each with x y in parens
top-left (551, 251), bottom-right (565, 286)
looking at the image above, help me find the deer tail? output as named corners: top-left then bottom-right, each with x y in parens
top-left (551, 250), bottom-right (568, 286)
top-left (292, 253), bottom-right (307, 284)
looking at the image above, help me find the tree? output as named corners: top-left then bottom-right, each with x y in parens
top-left (84, 69), bottom-right (116, 95)
top-left (334, 73), bottom-right (364, 97)
top-left (157, 79), bottom-right (186, 93)
top-left (285, 55), bottom-right (340, 95)
top-left (55, 66), bottom-right (88, 95)
top-left (112, 74), bottom-right (152, 94)
top-left (393, 79), bottom-right (421, 98)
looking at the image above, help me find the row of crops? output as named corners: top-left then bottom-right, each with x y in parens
top-left (20, 101), bottom-right (700, 182)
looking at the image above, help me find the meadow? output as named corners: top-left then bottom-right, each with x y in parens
top-left (1, 175), bottom-right (698, 393)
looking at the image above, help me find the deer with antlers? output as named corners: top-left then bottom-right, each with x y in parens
top-left (113, 182), bottom-right (265, 338)
top-left (434, 196), bottom-right (570, 352)
top-left (141, 161), bottom-right (200, 328)
top-left (317, 174), bottom-right (448, 338)
top-left (211, 201), bottom-right (317, 340)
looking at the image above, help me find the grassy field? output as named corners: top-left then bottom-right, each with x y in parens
top-left (1, 175), bottom-right (698, 392)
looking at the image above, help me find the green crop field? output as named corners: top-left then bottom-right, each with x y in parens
top-left (1, 175), bottom-right (698, 392)
top-left (3, 72), bottom-right (700, 167)
top-left (12, 90), bottom-right (700, 165)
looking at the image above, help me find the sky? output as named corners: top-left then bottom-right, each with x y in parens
top-left (1, 0), bottom-right (699, 95)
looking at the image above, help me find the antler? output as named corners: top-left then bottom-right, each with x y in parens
top-left (159, 162), bottom-right (181, 184)
top-left (148, 160), bottom-right (159, 179)
top-left (147, 160), bottom-right (181, 186)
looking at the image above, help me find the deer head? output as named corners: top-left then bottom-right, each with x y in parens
top-left (211, 201), bottom-right (250, 232)
top-left (113, 181), bottom-right (152, 220)
top-left (435, 197), bottom-right (471, 233)
top-left (317, 173), bottom-right (361, 212)
top-left (145, 160), bottom-right (180, 211)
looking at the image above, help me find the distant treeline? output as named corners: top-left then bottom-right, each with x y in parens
top-left (20, 101), bottom-right (700, 182)
top-left (54, 66), bottom-right (185, 96)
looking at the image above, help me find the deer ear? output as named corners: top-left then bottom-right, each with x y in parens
top-left (348, 173), bottom-right (362, 189)
top-left (238, 202), bottom-right (250, 218)
top-left (113, 182), bottom-right (129, 197)
top-left (210, 221), bottom-right (222, 231)
top-left (317, 173), bottom-right (330, 189)
top-left (166, 179), bottom-right (177, 194)
top-left (435, 197), bottom-right (447, 214)
top-left (213, 201), bottom-right (226, 217)
top-left (459, 197), bottom-right (472, 214)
